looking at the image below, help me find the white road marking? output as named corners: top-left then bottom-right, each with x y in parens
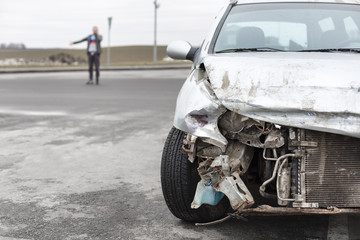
top-left (327, 215), bottom-right (349, 240)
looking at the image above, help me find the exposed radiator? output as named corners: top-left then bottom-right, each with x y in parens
top-left (303, 130), bottom-right (360, 208)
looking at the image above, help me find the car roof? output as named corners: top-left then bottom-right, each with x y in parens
top-left (234, 0), bottom-right (360, 5)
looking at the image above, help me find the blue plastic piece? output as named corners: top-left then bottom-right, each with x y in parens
top-left (192, 181), bottom-right (225, 208)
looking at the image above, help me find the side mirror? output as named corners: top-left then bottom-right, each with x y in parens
top-left (167, 40), bottom-right (198, 62)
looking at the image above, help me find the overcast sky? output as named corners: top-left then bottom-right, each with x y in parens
top-left (0, 0), bottom-right (228, 49)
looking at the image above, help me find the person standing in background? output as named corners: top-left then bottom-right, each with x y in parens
top-left (70, 26), bottom-right (103, 85)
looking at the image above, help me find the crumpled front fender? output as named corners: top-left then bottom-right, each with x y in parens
top-left (174, 68), bottom-right (228, 151)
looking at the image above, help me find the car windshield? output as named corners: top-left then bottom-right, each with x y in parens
top-left (213, 3), bottom-right (360, 53)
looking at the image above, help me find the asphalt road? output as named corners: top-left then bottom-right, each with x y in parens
top-left (0, 70), bottom-right (358, 240)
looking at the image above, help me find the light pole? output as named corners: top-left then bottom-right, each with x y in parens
top-left (153, 0), bottom-right (160, 65)
top-left (107, 17), bottom-right (112, 66)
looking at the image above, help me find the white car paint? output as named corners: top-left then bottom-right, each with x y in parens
top-left (204, 52), bottom-right (360, 138)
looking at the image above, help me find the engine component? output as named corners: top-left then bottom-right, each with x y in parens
top-left (196, 140), bottom-right (253, 176)
top-left (259, 153), bottom-right (300, 200)
top-left (264, 130), bottom-right (285, 149)
top-left (302, 130), bottom-right (360, 208)
top-left (220, 111), bottom-right (285, 149)
top-left (277, 161), bottom-right (292, 206)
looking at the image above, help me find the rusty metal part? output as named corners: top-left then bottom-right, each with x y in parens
top-left (276, 159), bottom-right (293, 206)
top-left (195, 155), bottom-right (254, 211)
top-left (230, 205), bottom-right (360, 217)
top-left (226, 130), bottom-right (263, 148)
top-left (195, 215), bottom-right (233, 227)
top-left (214, 171), bottom-right (254, 210)
top-left (264, 130), bottom-right (285, 149)
top-left (226, 141), bottom-right (253, 175)
top-left (196, 205), bottom-right (360, 226)
top-left (196, 145), bottom-right (222, 159)
top-left (218, 111), bottom-right (283, 149)
top-left (196, 140), bottom-right (254, 176)
top-left (210, 155), bottom-right (231, 176)
top-left (182, 134), bottom-right (197, 163)
top-left (219, 111), bottom-right (263, 133)
top-left (197, 159), bottom-right (215, 183)
top-left (226, 128), bottom-right (285, 149)
top-left (195, 212), bottom-right (248, 227)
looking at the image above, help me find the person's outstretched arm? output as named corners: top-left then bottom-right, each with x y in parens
top-left (70, 36), bottom-right (88, 45)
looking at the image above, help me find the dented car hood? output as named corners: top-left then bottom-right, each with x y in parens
top-left (204, 52), bottom-right (360, 138)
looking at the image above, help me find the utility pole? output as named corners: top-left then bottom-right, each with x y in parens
top-left (153, 0), bottom-right (160, 65)
top-left (107, 17), bottom-right (112, 66)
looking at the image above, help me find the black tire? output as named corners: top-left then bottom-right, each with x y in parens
top-left (161, 127), bottom-right (230, 223)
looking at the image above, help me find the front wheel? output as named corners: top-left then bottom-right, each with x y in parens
top-left (161, 127), bottom-right (230, 223)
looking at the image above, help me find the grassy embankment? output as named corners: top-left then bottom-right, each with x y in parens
top-left (0, 45), bottom-right (190, 68)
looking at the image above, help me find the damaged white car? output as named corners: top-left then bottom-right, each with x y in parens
top-left (161, 0), bottom-right (360, 224)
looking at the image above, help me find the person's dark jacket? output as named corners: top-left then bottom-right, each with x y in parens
top-left (73, 34), bottom-right (103, 55)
